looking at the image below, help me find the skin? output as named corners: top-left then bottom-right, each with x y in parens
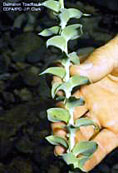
top-left (51, 35), bottom-right (118, 172)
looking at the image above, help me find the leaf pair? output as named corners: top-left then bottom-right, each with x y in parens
top-left (41, 0), bottom-right (60, 12)
top-left (46, 135), bottom-right (68, 148)
top-left (47, 106), bottom-right (98, 129)
top-left (39, 24), bottom-right (83, 54)
top-left (55, 75), bottom-right (89, 98)
top-left (59, 8), bottom-right (83, 29)
top-left (63, 141), bottom-right (98, 171)
top-left (46, 24), bottom-right (83, 54)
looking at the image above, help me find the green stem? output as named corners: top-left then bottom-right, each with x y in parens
top-left (59, 0), bottom-right (64, 9)
top-left (67, 127), bottom-right (76, 152)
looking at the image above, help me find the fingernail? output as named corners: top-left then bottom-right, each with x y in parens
top-left (80, 63), bottom-right (93, 70)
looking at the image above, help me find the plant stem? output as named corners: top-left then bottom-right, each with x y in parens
top-left (59, 0), bottom-right (64, 9)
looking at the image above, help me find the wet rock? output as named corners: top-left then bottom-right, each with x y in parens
top-left (2, 92), bottom-right (15, 104)
top-left (112, 164), bottom-right (118, 173)
top-left (15, 136), bottom-right (34, 154)
top-left (8, 157), bottom-right (33, 173)
top-left (21, 66), bottom-right (40, 86)
top-left (48, 165), bottom-right (60, 173)
top-left (14, 88), bottom-right (32, 101)
top-left (12, 33), bottom-right (43, 62)
top-left (98, 163), bottom-right (110, 173)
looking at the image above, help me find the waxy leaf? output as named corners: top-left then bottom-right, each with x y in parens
top-left (68, 8), bottom-right (83, 19)
top-left (39, 26), bottom-right (60, 37)
top-left (75, 118), bottom-right (99, 130)
top-left (46, 135), bottom-right (68, 148)
top-left (55, 96), bottom-right (65, 101)
top-left (63, 152), bottom-right (79, 169)
top-left (42, 0), bottom-right (60, 12)
top-left (47, 108), bottom-right (70, 123)
top-left (72, 141), bottom-right (98, 157)
top-left (59, 8), bottom-right (83, 29)
top-left (69, 52), bottom-right (80, 65)
top-left (40, 67), bottom-right (66, 78)
top-left (55, 75), bottom-right (89, 98)
top-left (66, 97), bottom-right (84, 111)
top-left (51, 82), bottom-right (61, 98)
top-left (59, 8), bottom-right (70, 29)
top-left (63, 153), bottom-right (89, 171)
top-left (61, 24), bottom-right (83, 41)
top-left (47, 36), bottom-right (67, 52)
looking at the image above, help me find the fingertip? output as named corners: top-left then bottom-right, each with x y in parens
top-left (70, 65), bottom-right (79, 76)
top-left (54, 145), bottom-right (66, 156)
top-left (51, 122), bottom-right (66, 131)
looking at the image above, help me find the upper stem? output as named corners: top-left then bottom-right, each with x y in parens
top-left (59, 0), bottom-right (64, 9)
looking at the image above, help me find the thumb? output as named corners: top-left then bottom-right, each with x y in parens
top-left (70, 36), bottom-right (118, 83)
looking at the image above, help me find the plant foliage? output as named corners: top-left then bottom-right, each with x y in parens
top-left (39, 0), bottom-right (99, 172)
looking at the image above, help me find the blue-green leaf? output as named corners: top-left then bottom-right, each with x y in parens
top-left (61, 24), bottom-right (82, 41)
top-left (59, 8), bottom-right (83, 29)
top-left (59, 8), bottom-right (70, 29)
top-left (69, 52), bottom-right (80, 65)
top-left (63, 153), bottom-right (90, 171)
top-left (46, 135), bottom-right (68, 148)
top-left (40, 67), bottom-right (66, 78)
top-left (55, 75), bottom-right (89, 98)
top-left (72, 141), bottom-right (98, 157)
top-left (39, 26), bottom-right (60, 37)
top-left (42, 0), bottom-right (60, 12)
top-left (68, 8), bottom-right (83, 19)
top-left (63, 152), bottom-right (79, 169)
top-left (66, 97), bottom-right (84, 111)
top-left (51, 82), bottom-right (62, 98)
top-left (47, 36), bottom-right (67, 53)
top-left (47, 108), bottom-right (70, 123)
top-left (74, 118), bottom-right (99, 130)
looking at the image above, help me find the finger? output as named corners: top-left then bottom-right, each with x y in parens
top-left (75, 129), bottom-right (88, 143)
top-left (51, 122), bottom-right (67, 139)
top-left (52, 76), bottom-right (64, 96)
top-left (70, 36), bottom-right (118, 83)
top-left (54, 145), bottom-right (66, 156)
top-left (73, 90), bottom-right (88, 120)
top-left (52, 76), bottom-right (62, 84)
top-left (51, 122), bottom-right (67, 156)
top-left (83, 129), bottom-right (118, 172)
top-left (74, 106), bottom-right (88, 120)
top-left (80, 126), bottom-right (94, 141)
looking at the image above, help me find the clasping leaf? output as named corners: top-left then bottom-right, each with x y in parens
top-left (47, 36), bottom-right (67, 53)
top-left (59, 8), bottom-right (70, 29)
top-left (59, 8), bottom-right (83, 29)
top-left (63, 152), bottom-right (90, 171)
top-left (40, 67), bottom-right (66, 79)
top-left (51, 82), bottom-right (62, 98)
top-left (69, 52), bottom-right (80, 65)
top-left (55, 75), bottom-right (89, 98)
top-left (39, 26), bottom-right (60, 37)
top-left (68, 8), bottom-right (83, 19)
top-left (72, 141), bottom-right (98, 157)
top-left (41, 0), bottom-right (60, 12)
top-left (46, 135), bottom-right (68, 148)
top-left (47, 108), bottom-right (70, 123)
top-left (63, 152), bottom-right (80, 169)
top-left (61, 24), bottom-right (83, 41)
top-left (74, 118), bottom-right (99, 130)
top-left (66, 97), bottom-right (84, 112)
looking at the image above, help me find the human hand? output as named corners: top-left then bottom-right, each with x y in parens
top-left (51, 35), bottom-right (118, 172)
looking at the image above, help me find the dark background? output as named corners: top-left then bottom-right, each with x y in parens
top-left (0, 0), bottom-right (118, 172)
